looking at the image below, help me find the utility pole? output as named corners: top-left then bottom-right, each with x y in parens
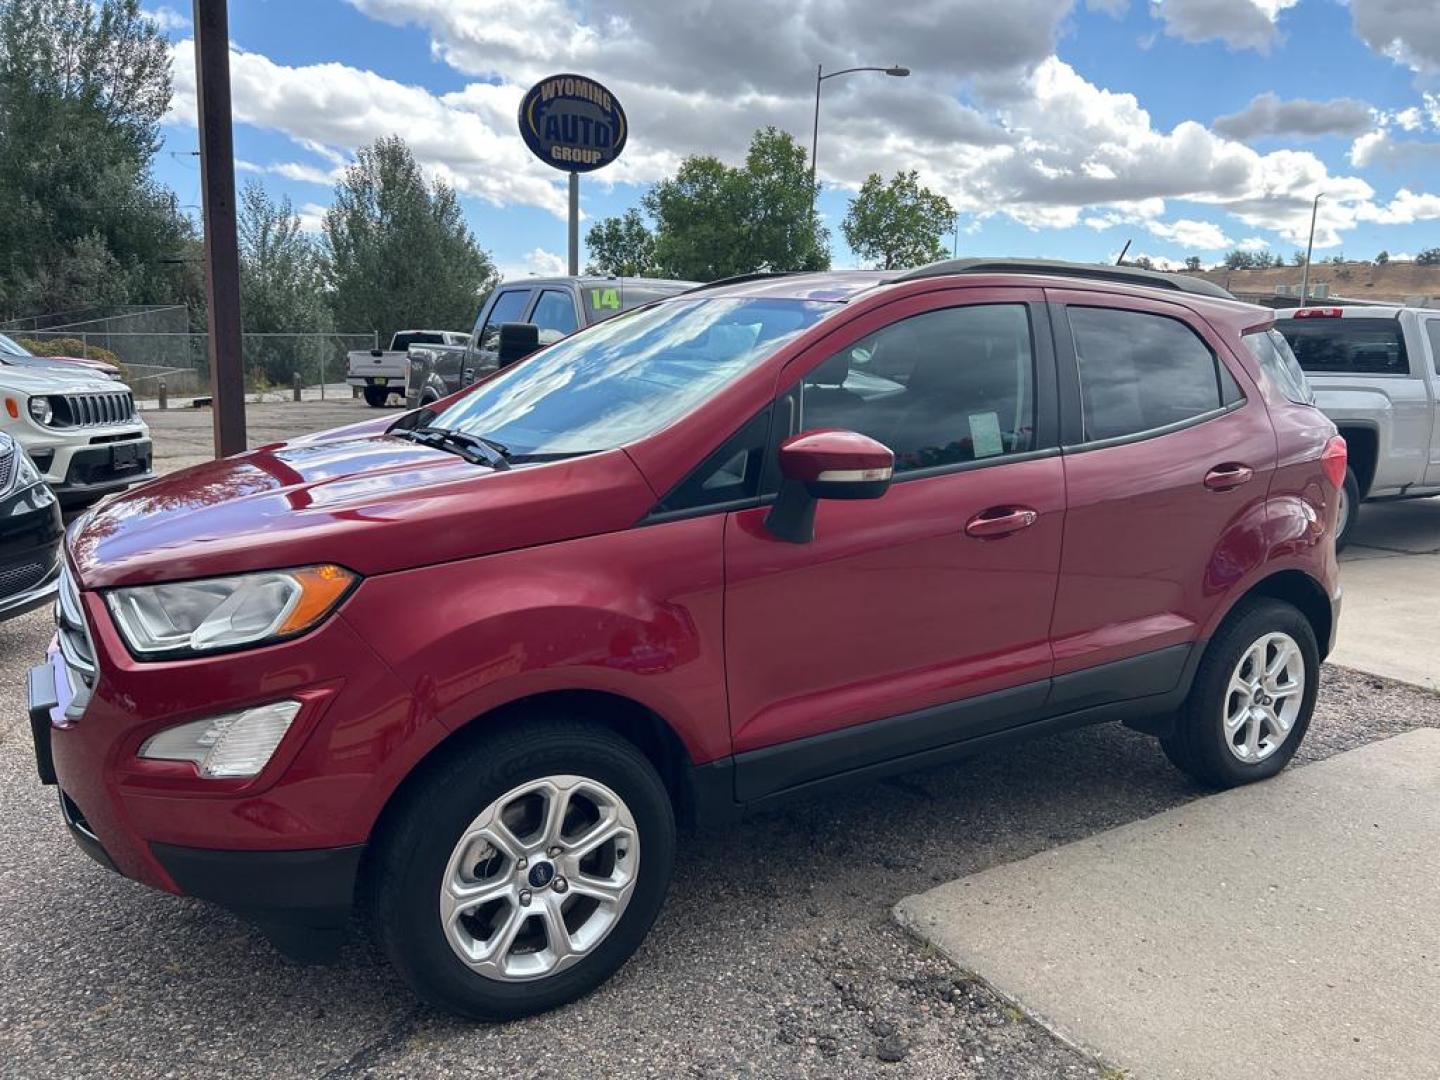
top-left (1300, 192), bottom-right (1323, 307)
top-left (568, 173), bottom-right (579, 275)
top-left (192, 0), bottom-right (246, 457)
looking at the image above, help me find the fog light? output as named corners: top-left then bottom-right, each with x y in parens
top-left (138, 700), bottom-right (302, 778)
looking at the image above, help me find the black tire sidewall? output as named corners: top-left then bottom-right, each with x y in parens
top-left (1174, 600), bottom-right (1320, 788)
top-left (363, 386), bottom-right (389, 407)
top-left (376, 724), bottom-right (675, 1020)
top-left (1336, 467), bottom-right (1361, 551)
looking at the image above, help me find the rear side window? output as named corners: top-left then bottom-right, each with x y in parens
top-left (477, 290), bottom-right (533, 352)
top-left (1426, 320), bottom-right (1440, 376)
top-left (393, 331), bottom-right (444, 351)
top-left (1277, 317), bottom-right (1409, 376)
top-left (1067, 307), bottom-right (1238, 442)
top-left (1244, 329), bottom-right (1314, 405)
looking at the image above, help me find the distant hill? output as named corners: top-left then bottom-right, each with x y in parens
top-left (1184, 261), bottom-right (1440, 305)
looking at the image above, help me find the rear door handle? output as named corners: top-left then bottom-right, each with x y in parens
top-left (965, 506), bottom-right (1039, 539)
top-left (1204, 463), bottom-right (1254, 491)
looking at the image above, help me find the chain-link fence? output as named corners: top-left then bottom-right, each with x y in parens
top-left (11, 330), bottom-right (379, 401)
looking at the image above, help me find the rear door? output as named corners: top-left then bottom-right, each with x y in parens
top-left (722, 288), bottom-right (1066, 798)
top-left (1424, 317), bottom-right (1440, 486)
top-left (1046, 289), bottom-right (1276, 698)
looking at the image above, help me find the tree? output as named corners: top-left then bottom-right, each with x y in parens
top-left (238, 181), bottom-right (333, 383)
top-left (1184, 256), bottom-right (1203, 272)
top-left (1375, 250), bottom-right (1390, 265)
top-left (0, 0), bottom-right (198, 318)
top-left (1418, 248), bottom-right (1440, 267)
top-left (323, 136), bottom-right (496, 342)
top-left (585, 209), bottom-right (657, 276)
top-left (644, 127), bottom-right (828, 280)
top-left (841, 171), bottom-right (954, 270)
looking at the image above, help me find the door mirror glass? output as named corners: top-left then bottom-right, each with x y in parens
top-left (497, 322), bottom-right (541, 368)
top-left (767, 430), bottom-right (894, 543)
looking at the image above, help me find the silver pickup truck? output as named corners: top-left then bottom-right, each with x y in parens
top-left (346, 330), bottom-right (469, 407)
top-left (1274, 305), bottom-right (1440, 547)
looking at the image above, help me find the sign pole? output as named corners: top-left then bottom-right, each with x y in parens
top-left (192, 0), bottom-right (246, 457)
top-left (568, 172), bottom-right (580, 275)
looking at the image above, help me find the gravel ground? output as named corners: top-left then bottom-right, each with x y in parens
top-left (2, 591), bottom-right (1436, 1079)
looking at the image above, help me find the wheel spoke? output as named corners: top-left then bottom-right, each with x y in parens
top-left (1265, 641), bottom-right (1296, 683)
top-left (1244, 711), bottom-right (1264, 759)
top-left (569, 872), bottom-right (629, 903)
top-left (540, 785), bottom-right (573, 848)
top-left (539, 898), bottom-right (576, 963)
top-left (445, 876), bottom-right (513, 918)
top-left (570, 815), bottom-right (630, 861)
top-left (474, 902), bottom-right (527, 970)
top-left (1266, 705), bottom-right (1291, 735)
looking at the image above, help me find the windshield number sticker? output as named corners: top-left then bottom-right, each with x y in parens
top-left (589, 288), bottom-right (620, 312)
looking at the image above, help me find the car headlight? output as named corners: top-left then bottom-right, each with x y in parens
top-left (138, 700), bottom-right (303, 777)
top-left (28, 396), bottom-right (52, 425)
top-left (105, 565), bottom-right (357, 658)
top-left (12, 448), bottom-right (41, 487)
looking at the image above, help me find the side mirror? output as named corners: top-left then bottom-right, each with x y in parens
top-left (497, 322), bottom-right (541, 368)
top-left (765, 429), bottom-right (894, 544)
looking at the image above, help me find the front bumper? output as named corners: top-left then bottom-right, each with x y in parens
top-left (0, 479), bottom-right (63, 622)
top-left (53, 440), bottom-right (154, 503)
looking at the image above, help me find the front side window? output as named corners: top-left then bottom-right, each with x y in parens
top-left (1068, 307), bottom-right (1234, 442)
top-left (1245, 328), bottom-right (1314, 405)
top-left (1276, 316), bottom-right (1409, 376)
top-left (477, 290), bottom-right (533, 352)
top-left (799, 304), bottom-right (1036, 473)
top-left (431, 297), bottom-right (834, 457)
top-left (531, 290), bottom-right (579, 344)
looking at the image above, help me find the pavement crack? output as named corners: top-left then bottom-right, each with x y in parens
top-left (319, 1007), bottom-right (423, 1078)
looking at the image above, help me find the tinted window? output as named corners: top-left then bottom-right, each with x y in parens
top-left (392, 331), bottom-right (445, 351)
top-left (1277, 317), bottom-right (1408, 375)
top-left (657, 407), bottom-right (774, 512)
top-left (1426, 320), bottom-right (1440, 376)
top-left (1244, 329), bottom-right (1314, 405)
top-left (433, 297), bottom-right (833, 457)
top-left (800, 305), bottom-right (1035, 474)
top-left (1068, 307), bottom-right (1232, 442)
top-left (477, 290), bottom-right (533, 352)
top-left (531, 290), bottom-right (579, 343)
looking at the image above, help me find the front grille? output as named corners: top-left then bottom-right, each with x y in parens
top-left (0, 558), bottom-right (49, 596)
top-left (0, 446), bottom-right (12, 492)
top-left (50, 391), bottom-right (136, 428)
top-left (55, 564), bottom-right (97, 689)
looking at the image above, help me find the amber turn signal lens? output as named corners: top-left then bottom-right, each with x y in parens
top-left (276, 564), bottom-right (357, 636)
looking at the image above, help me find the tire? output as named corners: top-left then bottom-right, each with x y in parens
top-left (1335, 466), bottom-right (1360, 552)
top-left (371, 717), bottom-right (675, 1020)
top-left (363, 386), bottom-right (390, 408)
top-left (1160, 598), bottom-right (1319, 789)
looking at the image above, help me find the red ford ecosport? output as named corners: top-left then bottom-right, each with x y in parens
top-left (28, 260), bottom-right (1343, 1019)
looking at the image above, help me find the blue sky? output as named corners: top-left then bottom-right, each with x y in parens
top-left (150, 0), bottom-right (1440, 284)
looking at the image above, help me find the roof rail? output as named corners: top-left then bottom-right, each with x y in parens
top-left (893, 258), bottom-right (1236, 299)
top-left (679, 271), bottom-right (800, 294)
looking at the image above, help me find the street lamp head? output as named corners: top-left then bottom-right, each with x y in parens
top-left (886, 66), bottom-right (910, 77)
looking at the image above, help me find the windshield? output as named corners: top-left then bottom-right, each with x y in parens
top-left (0, 333), bottom-right (32, 358)
top-left (428, 297), bottom-right (836, 456)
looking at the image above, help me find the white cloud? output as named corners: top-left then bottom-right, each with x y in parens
top-left (1349, 0), bottom-right (1440, 73)
top-left (1145, 217), bottom-right (1233, 249)
top-left (1357, 189), bottom-right (1440, 226)
top-left (1350, 129), bottom-right (1440, 169)
top-left (1150, 0), bottom-right (1300, 52)
top-left (1212, 93), bottom-right (1375, 141)
top-left (142, 5), bottom-right (189, 32)
top-left (497, 248), bottom-right (568, 279)
top-left (296, 203), bottom-right (329, 234)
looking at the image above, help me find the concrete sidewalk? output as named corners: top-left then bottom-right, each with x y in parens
top-left (896, 729), bottom-right (1440, 1080)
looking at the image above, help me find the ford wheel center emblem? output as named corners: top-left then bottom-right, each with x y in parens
top-left (518, 73), bottom-right (628, 173)
top-left (528, 861), bottom-right (557, 889)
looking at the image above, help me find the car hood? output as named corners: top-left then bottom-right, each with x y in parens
top-left (68, 432), bottom-right (657, 589)
top-left (0, 361), bottom-right (123, 394)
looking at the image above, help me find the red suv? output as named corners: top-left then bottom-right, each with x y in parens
top-left (27, 260), bottom-right (1343, 1019)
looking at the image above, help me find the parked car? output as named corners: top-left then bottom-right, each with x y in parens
top-left (1, 362), bottom-right (153, 506)
top-left (0, 332), bottom-right (125, 381)
top-left (1273, 305), bottom-right (1440, 548)
top-left (347, 330), bottom-right (470, 408)
top-left (28, 259), bottom-right (1342, 1021)
top-left (0, 432), bottom-right (63, 621)
top-left (406, 276), bottom-right (696, 407)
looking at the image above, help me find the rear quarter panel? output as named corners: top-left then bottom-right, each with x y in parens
top-left (1308, 376), bottom-right (1428, 493)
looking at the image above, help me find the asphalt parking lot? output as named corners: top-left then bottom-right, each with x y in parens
top-left (2, 399), bottom-right (1437, 1078)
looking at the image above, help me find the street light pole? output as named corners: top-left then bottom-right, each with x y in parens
top-left (1300, 192), bottom-right (1323, 307)
top-left (809, 63), bottom-right (910, 196)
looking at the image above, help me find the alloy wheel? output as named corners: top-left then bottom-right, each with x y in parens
top-left (1222, 631), bottom-right (1306, 764)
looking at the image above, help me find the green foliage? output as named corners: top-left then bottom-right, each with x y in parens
top-left (15, 335), bottom-right (124, 369)
top-left (0, 0), bottom-right (199, 319)
top-left (585, 209), bottom-right (657, 276)
top-left (841, 171), bottom-right (954, 271)
top-left (1375, 250), bottom-right (1389, 265)
top-left (1184, 256), bottom-right (1203, 271)
top-left (323, 136), bottom-right (497, 342)
top-left (643, 127), bottom-right (828, 281)
top-left (1416, 248), bottom-right (1440, 267)
top-left (1223, 249), bottom-right (1286, 270)
top-left (1130, 256), bottom-right (1155, 270)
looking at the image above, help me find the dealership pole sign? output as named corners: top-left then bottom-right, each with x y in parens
top-left (518, 74), bottom-right (628, 273)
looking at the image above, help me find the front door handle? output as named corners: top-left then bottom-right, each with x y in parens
top-left (965, 506), bottom-right (1039, 539)
top-left (1204, 463), bottom-right (1254, 491)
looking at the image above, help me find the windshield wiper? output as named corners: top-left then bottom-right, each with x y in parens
top-left (398, 426), bottom-right (512, 471)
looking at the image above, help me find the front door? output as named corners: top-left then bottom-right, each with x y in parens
top-left (723, 289), bottom-right (1065, 800)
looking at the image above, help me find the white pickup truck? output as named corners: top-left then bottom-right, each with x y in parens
top-left (346, 330), bottom-right (468, 407)
top-left (1274, 305), bottom-right (1440, 547)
